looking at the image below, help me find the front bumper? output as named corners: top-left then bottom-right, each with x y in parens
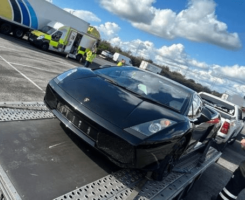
top-left (28, 34), bottom-right (44, 46)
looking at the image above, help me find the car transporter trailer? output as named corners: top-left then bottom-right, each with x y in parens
top-left (0, 102), bottom-right (222, 200)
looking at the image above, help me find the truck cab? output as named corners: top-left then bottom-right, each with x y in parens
top-left (29, 21), bottom-right (100, 62)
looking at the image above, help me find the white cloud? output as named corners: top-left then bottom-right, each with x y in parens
top-left (64, 8), bottom-right (101, 23)
top-left (99, 0), bottom-right (241, 49)
top-left (212, 64), bottom-right (245, 84)
top-left (185, 68), bottom-right (245, 95)
top-left (95, 22), bottom-right (121, 40)
top-left (45, 0), bottom-right (52, 3)
top-left (99, 0), bottom-right (156, 24)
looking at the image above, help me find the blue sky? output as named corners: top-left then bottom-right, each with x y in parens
top-left (48, 0), bottom-right (245, 96)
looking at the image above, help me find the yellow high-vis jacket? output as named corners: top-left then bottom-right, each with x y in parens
top-left (86, 51), bottom-right (96, 62)
top-left (117, 62), bottom-right (123, 66)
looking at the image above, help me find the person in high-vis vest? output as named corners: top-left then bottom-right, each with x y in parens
top-left (211, 138), bottom-right (245, 200)
top-left (117, 59), bottom-right (125, 66)
top-left (84, 49), bottom-right (97, 68)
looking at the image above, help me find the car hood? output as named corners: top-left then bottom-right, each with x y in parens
top-left (58, 71), bottom-right (186, 129)
top-left (31, 30), bottom-right (48, 37)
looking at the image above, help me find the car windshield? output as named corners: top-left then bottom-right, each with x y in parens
top-left (200, 93), bottom-right (235, 116)
top-left (95, 67), bottom-right (191, 113)
top-left (40, 26), bottom-right (57, 35)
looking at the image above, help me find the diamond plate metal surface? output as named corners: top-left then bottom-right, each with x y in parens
top-left (54, 169), bottom-right (144, 200)
top-left (0, 102), bottom-right (54, 121)
top-left (54, 148), bottom-right (220, 200)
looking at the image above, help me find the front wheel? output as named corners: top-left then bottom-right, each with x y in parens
top-left (41, 43), bottom-right (49, 51)
top-left (76, 54), bottom-right (84, 63)
top-left (152, 136), bottom-right (188, 181)
top-left (0, 23), bottom-right (12, 34)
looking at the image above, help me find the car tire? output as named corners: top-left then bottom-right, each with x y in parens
top-left (41, 43), bottom-right (49, 51)
top-left (13, 28), bottom-right (24, 38)
top-left (76, 54), bottom-right (83, 63)
top-left (0, 23), bottom-right (12, 34)
top-left (152, 136), bottom-right (188, 181)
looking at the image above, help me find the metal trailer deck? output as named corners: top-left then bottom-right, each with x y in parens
top-left (0, 102), bottom-right (222, 200)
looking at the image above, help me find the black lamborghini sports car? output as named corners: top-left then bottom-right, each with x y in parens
top-left (44, 66), bottom-right (220, 176)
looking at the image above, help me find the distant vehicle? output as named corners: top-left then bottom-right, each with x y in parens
top-left (113, 53), bottom-right (132, 66)
top-left (29, 22), bottom-right (100, 62)
top-left (100, 50), bottom-right (113, 60)
top-left (139, 61), bottom-right (162, 74)
top-left (0, 0), bottom-right (89, 39)
top-left (199, 92), bottom-right (244, 150)
top-left (45, 66), bottom-right (221, 180)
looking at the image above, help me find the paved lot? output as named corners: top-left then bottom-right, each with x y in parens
top-left (0, 34), bottom-right (245, 200)
top-left (0, 34), bottom-right (113, 102)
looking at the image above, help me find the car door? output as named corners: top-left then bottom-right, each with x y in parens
top-left (186, 93), bottom-right (220, 152)
top-left (64, 31), bottom-right (78, 54)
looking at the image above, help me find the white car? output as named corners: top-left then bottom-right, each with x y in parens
top-left (100, 50), bottom-right (113, 60)
top-left (199, 92), bottom-right (244, 149)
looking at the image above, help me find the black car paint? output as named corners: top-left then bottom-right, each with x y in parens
top-left (44, 67), bottom-right (219, 170)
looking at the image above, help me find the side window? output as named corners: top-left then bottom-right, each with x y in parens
top-left (188, 94), bottom-right (202, 118)
top-left (60, 29), bottom-right (67, 40)
top-left (52, 31), bottom-right (62, 41)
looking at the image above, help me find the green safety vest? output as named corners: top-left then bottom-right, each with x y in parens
top-left (117, 62), bottom-right (123, 66)
top-left (86, 51), bottom-right (96, 62)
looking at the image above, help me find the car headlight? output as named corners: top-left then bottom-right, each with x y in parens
top-left (127, 118), bottom-right (176, 137)
top-left (37, 35), bottom-right (45, 40)
top-left (56, 69), bottom-right (77, 83)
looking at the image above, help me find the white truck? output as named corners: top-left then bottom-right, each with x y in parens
top-left (139, 60), bottom-right (162, 74)
top-left (0, 101), bottom-right (222, 200)
top-left (113, 52), bottom-right (132, 66)
top-left (0, 0), bottom-right (89, 38)
top-left (199, 92), bottom-right (244, 150)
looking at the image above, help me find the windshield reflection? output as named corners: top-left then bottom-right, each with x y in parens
top-left (95, 67), bottom-right (191, 112)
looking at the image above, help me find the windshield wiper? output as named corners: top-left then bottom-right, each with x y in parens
top-left (97, 74), bottom-right (122, 86)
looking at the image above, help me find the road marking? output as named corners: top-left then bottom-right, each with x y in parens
top-left (0, 45), bottom-right (76, 68)
top-left (0, 55), bottom-right (44, 92)
top-left (9, 62), bottom-right (60, 74)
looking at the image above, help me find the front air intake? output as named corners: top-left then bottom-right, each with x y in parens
top-left (97, 131), bottom-right (135, 165)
